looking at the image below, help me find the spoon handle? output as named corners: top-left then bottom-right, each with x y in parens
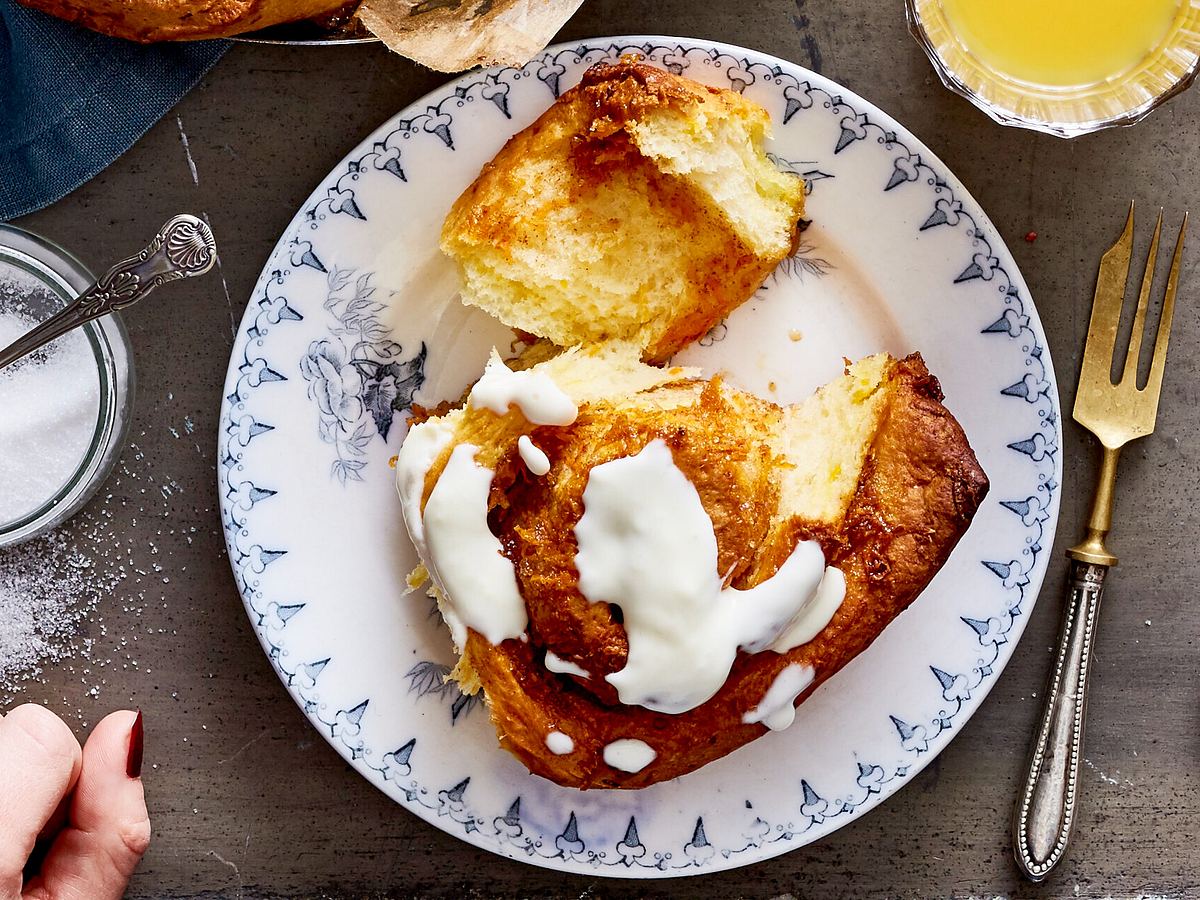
top-left (0, 214), bottom-right (217, 371)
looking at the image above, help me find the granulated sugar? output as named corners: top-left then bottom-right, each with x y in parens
top-left (0, 529), bottom-right (116, 698)
top-left (0, 366), bottom-right (226, 730)
top-left (0, 417), bottom-right (220, 713)
top-left (0, 272), bottom-right (101, 524)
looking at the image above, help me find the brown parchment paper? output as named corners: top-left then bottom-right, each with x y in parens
top-left (357, 0), bottom-right (584, 73)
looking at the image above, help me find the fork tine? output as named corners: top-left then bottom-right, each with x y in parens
top-left (1077, 202), bottom-right (1135, 394)
top-left (1144, 211), bottom-right (1188, 402)
top-left (1121, 208), bottom-right (1163, 385)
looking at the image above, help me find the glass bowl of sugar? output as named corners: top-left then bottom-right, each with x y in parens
top-left (0, 224), bottom-right (134, 548)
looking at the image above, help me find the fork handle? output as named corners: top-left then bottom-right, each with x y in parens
top-left (1013, 559), bottom-right (1108, 881)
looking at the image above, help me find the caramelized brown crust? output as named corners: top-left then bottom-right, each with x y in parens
top-left (16, 0), bottom-right (345, 41)
top-left (459, 354), bottom-right (987, 788)
top-left (572, 59), bottom-right (752, 151)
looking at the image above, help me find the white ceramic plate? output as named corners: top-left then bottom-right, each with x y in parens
top-left (218, 36), bottom-right (1062, 876)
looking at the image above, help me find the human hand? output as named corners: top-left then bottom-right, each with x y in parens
top-left (0, 705), bottom-right (150, 900)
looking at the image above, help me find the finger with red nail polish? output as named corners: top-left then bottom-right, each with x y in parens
top-left (23, 710), bottom-right (151, 900)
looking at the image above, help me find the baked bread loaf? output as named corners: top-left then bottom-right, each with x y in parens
top-left (398, 58), bottom-right (985, 789)
top-left (17, 0), bottom-right (348, 41)
top-left (440, 60), bottom-right (807, 363)
top-left (398, 343), bottom-right (988, 788)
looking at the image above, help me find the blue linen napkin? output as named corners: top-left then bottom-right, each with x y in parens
top-left (0, 0), bottom-right (227, 221)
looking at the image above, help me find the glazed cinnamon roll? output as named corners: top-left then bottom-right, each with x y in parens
top-left (397, 344), bottom-right (987, 788)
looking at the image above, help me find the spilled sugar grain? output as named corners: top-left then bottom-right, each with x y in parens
top-left (0, 529), bottom-right (118, 698)
top-left (0, 502), bottom-right (141, 707)
top-left (0, 422), bottom-right (213, 713)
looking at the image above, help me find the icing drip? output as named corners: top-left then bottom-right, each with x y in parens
top-left (419, 443), bottom-right (528, 647)
top-left (574, 439), bottom-right (845, 715)
top-left (545, 731), bottom-right (575, 755)
top-left (603, 739), bottom-right (656, 773)
top-left (468, 350), bottom-right (577, 425)
top-left (769, 567), bottom-right (847, 653)
top-left (394, 418), bottom-right (455, 561)
top-left (742, 664), bottom-right (815, 731)
top-left (518, 435), bottom-right (551, 475)
top-left (545, 650), bottom-right (589, 679)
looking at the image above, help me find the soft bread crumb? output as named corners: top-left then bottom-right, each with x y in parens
top-left (405, 564), bottom-right (429, 592)
top-left (440, 60), bottom-right (805, 362)
top-left (771, 353), bottom-right (892, 528)
top-left (451, 656), bottom-right (482, 696)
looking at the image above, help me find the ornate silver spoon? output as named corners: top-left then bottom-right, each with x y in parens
top-left (0, 214), bottom-right (217, 371)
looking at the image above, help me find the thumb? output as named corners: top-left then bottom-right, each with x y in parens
top-left (23, 711), bottom-right (150, 900)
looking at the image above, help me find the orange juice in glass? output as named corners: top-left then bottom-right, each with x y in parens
top-left (907, 0), bottom-right (1200, 136)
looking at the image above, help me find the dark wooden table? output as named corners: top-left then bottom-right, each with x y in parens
top-left (7, 1), bottom-right (1200, 896)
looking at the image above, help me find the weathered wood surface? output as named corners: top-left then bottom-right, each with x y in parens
top-left (8, 1), bottom-right (1200, 896)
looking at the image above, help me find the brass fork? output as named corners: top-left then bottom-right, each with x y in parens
top-left (1013, 202), bottom-right (1187, 881)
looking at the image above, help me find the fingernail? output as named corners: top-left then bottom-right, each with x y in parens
top-left (127, 710), bottom-right (144, 779)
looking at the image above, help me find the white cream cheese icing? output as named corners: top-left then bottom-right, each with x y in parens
top-left (769, 566), bottom-right (847, 653)
top-left (517, 434), bottom-right (551, 476)
top-left (544, 650), bottom-right (590, 679)
top-left (602, 738), bottom-right (656, 773)
top-left (741, 663), bottom-right (816, 731)
top-left (419, 443), bottom-right (528, 648)
top-left (394, 418), bottom-right (455, 562)
top-left (574, 439), bottom-right (845, 715)
top-left (468, 350), bottom-right (577, 425)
